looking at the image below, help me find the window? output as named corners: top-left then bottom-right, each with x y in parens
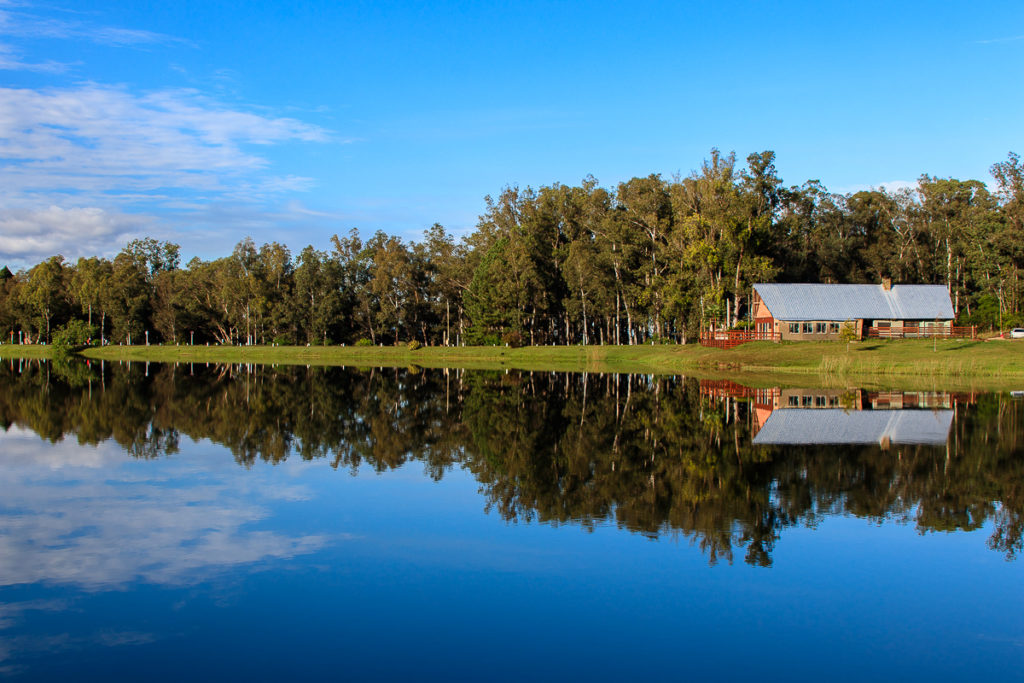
top-left (801, 396), bottom-right (813, 407)
top-left (828, 322), bottom-right (839, 333)
top-left (788, 396), bottom-right (800, 407)
top-left (789, 323), bottom-right (800, 334)
top-left (802, 323), bottom-right (813, 334)
top-left (815, 396), bottom-right (826, 407)
top-left (815, 322), bottom-right (827, 334)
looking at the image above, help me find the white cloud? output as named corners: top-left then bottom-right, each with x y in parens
top-left (0, 85), bottom-right (334, 265)
top-left (835, 180), bottom-right (918, 195)
top-left (0, 205), bottom-right (150, 264)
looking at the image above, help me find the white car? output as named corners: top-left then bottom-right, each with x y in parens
top-left (1011, 328), bottom-right (1024, 339)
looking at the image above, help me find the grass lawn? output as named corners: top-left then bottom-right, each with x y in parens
top-left (3, 339), bottom-right (1022, 390)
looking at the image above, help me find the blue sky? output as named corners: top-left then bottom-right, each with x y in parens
top-left (0, 0), bottom-right (1021, 266)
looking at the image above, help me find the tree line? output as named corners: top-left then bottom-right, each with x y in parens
top-left (1, 361), bottom-right (1020, 565)
top-left (3, 149), bottom-right (1023, 346)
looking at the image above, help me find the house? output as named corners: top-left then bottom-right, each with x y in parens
top-left (751, 279), bottom-right (956, 340)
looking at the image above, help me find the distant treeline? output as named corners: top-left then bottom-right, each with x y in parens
top-left (2, 149), bottom-right (1023, 346)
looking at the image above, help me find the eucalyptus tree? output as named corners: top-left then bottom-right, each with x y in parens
top-left (616, 174), bottom-right (672, 338)
top-left (293, 245), bottom-right (342, 345)
top-left (254, 241), bottom-right (295, 343)
top-left (104, 252), bottom-right (150, 344)
top-left (19, 255), bottom-right (69, 343)
top-left (422, 223), bottom-right (468, 346)
top-left (917, 176), bottom-right (996, 316)
top-left (69, 257), bottom-right (112, 336)
top-left (330, 229), bottom-right (371, 344)
top-left (989, 152), bottom-right (1024, 317)
top-left (363, 231), bottom-right (413, 344)
top-left (669, 151), bottom-right (745, 329)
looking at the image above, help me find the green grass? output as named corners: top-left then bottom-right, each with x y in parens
top-left (3, 339), bottom-right (1023, 390)
top-left (0, 344), bottom-right (51, 359)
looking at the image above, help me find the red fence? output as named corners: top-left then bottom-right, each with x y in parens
top-left (699, 330), bottom-right (782, 349)
top-left (866, 326), bottom-right (976, 339)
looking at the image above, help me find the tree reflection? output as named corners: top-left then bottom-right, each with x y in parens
top-left (0, 358), bottom-right (1021, 565)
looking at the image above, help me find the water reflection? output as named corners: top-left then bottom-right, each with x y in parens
top-left (0, 427), bottom-right (329, 590)
top-left (0, 359), bottom-right (1022, 569)
top-left (743, 387), bottom-right (960, 446)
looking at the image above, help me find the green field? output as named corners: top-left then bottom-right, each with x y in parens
top-left (3, 339), bottom-right (1022, 389)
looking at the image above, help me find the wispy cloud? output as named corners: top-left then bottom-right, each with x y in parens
top-left (0, 41), bottom-right (64, 72)
top-left (0, 5), bottom-right (190, 48)
top-left (973, 34), bottom-right (1024, 45)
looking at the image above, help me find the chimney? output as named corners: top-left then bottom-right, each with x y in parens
top-left (881, 277), bottom-right (892, 291)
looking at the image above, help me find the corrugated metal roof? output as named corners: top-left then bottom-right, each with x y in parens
top-left (752, 409), bottom-right (953, 446)
top-left (754, 283), bottom-right (954, 321)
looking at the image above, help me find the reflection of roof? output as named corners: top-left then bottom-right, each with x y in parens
top-left (752, 409), bottom-right (953, 446)
top-left (754, 283), bottom-right (954, 321)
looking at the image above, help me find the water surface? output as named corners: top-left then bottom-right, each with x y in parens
top-left (0, 360), bottom-right (1020, 681)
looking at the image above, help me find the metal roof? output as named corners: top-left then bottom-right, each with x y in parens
top-left (752, 409), bottom-right (953, 446)
top-left (753, 283), bottom-right (954, 321)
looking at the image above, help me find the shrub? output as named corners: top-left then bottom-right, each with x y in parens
top-left (355, 338), bottom-right (374, 347)
top-left (406, 339), bottom-right (422, 351)
top-left (51, 320), bottom-right (96, 358)
top-left (502, 330), bottom-right (524, 348)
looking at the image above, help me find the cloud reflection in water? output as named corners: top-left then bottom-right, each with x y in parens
top-left (0, 428), bottom-right (332, 590)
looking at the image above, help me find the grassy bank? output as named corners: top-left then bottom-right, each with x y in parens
top-left (3, 339), bottom-right (1022, 389)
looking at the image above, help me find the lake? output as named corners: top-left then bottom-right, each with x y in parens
top-left (0, 359), bottom-right (1021, 681)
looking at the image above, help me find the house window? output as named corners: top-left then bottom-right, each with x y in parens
top-left (815, 322), bottom-right (827, 334)
top-left (802, 323), bottom-right (813, 334)
top-left (788, 396), bottom-right (800, 407)
top-left (801, 396), bottom-right (813, 407)
top-left (789, 323), bottom-right (800, 334)
top-left (815, 396), bottom-right (826, 407)
top-left (828, 322), bottom-right (839, 333)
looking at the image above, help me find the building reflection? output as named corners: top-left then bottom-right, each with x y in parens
top-left (699, 380), bottom-right (977, 447)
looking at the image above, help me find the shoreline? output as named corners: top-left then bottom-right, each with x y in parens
top-left (2, 340), bottom-right (1022, 390)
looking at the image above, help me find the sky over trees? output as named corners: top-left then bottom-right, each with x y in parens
top-left (3, 149), bottom-right (1023, 346)
top-left (0, 1), bottom-right (1021, 265)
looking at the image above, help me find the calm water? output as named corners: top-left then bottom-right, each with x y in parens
top-left (0, 359), bottom-right (1021, 681)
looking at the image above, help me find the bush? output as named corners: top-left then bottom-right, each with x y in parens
top-left (51, 320), bottom-right (96, 359)
top-left (406, 339), bottom-right (422, 351)
top-left (355, 338), bottom-right (374, 347)
top-left (502, 330), bottom-right (524, 348)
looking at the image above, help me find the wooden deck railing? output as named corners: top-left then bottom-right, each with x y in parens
top-left (699, 330), bottom-right (782, 349)
top-left (866, 326), bottom-right (976, 339)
